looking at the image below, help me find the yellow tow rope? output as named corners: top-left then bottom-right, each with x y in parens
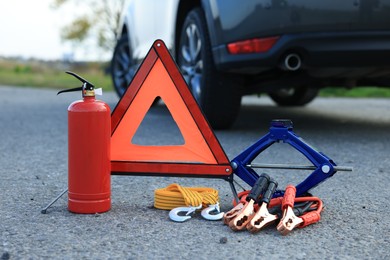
top-left (154, 183), bottom-right (220, 210)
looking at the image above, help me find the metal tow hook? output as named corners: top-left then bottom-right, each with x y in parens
top-left (201, 203), bottom-right (224, 221)
top-left (169, 205), bottom-right (202, 222)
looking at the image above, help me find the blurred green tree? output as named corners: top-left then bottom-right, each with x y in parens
top-left (53, 0), bottom-right (125, 52)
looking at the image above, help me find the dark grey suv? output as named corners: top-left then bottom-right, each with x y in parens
top-left (111, 0), bottom-right (390, 129)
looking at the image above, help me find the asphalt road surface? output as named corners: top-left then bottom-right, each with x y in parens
top-left (1, 85), bottom-right (389, 259)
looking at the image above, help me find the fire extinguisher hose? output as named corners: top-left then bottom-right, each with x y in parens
top-left (154, 183), bottom-right (220, 210)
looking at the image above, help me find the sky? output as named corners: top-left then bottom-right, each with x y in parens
top-left (0, 0), bottom-right (110, 61)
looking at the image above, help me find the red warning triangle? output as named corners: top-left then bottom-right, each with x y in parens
top-left (111, 40), bottom-right (232, 178)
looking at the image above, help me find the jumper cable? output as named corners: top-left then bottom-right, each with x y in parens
top-left (228, 173), bottom-right (270, 231)
top-left (225, 185), bottom-right (323, 233)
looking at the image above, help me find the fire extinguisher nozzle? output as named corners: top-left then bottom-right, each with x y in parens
top-left (57, 87), bottom-right (83, 95)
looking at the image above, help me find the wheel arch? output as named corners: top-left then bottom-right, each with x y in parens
top-left (175, 0), bottom-right (201, 57)
top-left (175, 1), bottom-right (220, 63)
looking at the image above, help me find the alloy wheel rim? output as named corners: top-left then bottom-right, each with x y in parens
top-left (113, 40), bottom-right (136, 96)
top-left (180, 23), bottom-right (203, 103)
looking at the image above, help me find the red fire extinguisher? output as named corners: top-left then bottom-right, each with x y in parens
top-left (58, 71), bottom-right (111, 214)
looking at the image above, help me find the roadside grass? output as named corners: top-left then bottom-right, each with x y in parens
top-left (320, 87), bottom-right (390, 97)
top-left (0, 59), bottom-right (113, 91)
top-left (1, 59), bottom-right (390, 97)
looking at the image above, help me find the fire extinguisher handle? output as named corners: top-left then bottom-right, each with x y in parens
top-left (57, 71), bottom-right (96, 96)
top-left (65, 71), bottom-right (95, 88)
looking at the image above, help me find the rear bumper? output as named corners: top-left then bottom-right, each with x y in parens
top-left (212, 31), bottom-right (390, 74)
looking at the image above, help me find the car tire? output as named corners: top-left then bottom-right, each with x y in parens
top-left (111, 35), bottom-right (137, 96)
top-left (269, 86), bottom-right (319, 106)
top-left (178, 8), bottom-right (242, 129)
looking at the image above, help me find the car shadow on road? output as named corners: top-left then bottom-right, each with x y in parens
top-left (232, 102), bottom-right (390, 135)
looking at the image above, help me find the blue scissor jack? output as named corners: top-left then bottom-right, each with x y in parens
top-left (230, 120), bottom-right (352, 199)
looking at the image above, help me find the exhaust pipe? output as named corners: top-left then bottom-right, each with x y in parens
top-left (282, 53), bottom-right (302, 71)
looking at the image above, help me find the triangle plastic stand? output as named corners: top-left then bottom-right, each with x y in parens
top-left (111, 40), bottom-right (232, 179)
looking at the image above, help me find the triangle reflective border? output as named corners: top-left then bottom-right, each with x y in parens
top-left (110, 40), bottom-right (232, 178)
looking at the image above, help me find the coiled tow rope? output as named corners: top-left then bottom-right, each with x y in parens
top-left (154, 183), bottom-right (219, 210)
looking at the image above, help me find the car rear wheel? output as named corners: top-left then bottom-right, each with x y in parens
top-left (269, 86), bottom-right (319, 106)
top-left (178, 8), bottom-right (242, 129)
top-left (111, 35), bottom-right (137, 96)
